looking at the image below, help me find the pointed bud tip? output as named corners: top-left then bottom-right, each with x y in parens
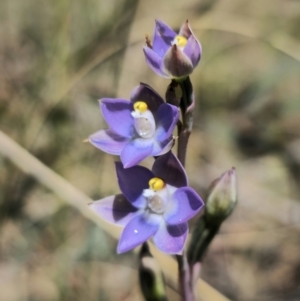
top-left (206, 168), bottom-right (238, 219)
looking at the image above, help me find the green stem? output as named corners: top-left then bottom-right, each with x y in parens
top-left (175, 76), bottom-right (195, 301)
top-left (177, 77), bottom-right (194, 167)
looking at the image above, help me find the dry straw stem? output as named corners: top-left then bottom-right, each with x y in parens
top-left (0, 130), bottom-right (231, 301)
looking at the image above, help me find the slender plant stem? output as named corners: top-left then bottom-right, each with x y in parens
top-left (177, 77), bottom-right (194, 167)
top-left (177, 127), bottom-right (191, 167)
top-left (175, 76), bottom-right (196, 301)
top-left (191, 262), bottom-right (202, 288)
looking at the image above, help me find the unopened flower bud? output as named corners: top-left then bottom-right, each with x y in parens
top-left (206, 167), bottom-right (237, 220)
top-left (188, 168), bottom-right (237, 264)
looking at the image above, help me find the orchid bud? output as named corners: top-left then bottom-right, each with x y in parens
top-left (206, 167), bottom-right (237, 221)
top-left (188, 168), bottom-right (237, 264)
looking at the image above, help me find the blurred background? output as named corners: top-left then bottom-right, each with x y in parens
top-left (1, 0), bottom-right (300, 300)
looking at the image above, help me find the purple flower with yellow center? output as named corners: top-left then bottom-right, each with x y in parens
top-left (143, 20), bottom-right (201, 79)
top-left (90, 152), bottom-right (204, 254)
top-left (89, 83), bottom-right (179, 168)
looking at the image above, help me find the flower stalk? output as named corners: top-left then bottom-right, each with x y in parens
top-left (173, 75), bottom-right (196, 301)
top-left (177, 76), bottom-right (194, 167)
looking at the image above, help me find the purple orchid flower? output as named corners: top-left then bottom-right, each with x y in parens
top-left (89, 83), bottom-right (179, 168)
top-left (90, 152), bottom-right (204, 254)
top-left (143, 20), bottom-right (202, 79)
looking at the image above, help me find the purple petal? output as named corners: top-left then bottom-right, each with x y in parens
top-left (155, 103), bottom-right (179, 141)
top-left (152, 152), bottom-right (188, 187)
top-left (101, 98), bottom-right (134, 138)
top-left (183, 35), bottom-right (201, 68)
top-left (130, 83), bottom-right (165, 113)
top-left (163, 45), bottom-right (193, 78)
top-left (89, 194), bottom-right (140, 226)
top-left (153, 221), bottom-right (188, 254)
top-left (178, 20), bottom-right (192, 39)
top-left (152, 137), bottom-right (174, 156)
top-left (117, 213), bottom-right (161, 253)
top-left (143, 47), bottom-right (170, 78)
top-left (115, 162), bottom-right (154, 208)
top-left (89, 129), bottom-right (129, 155)
top-left (121, 138), bottom-right (154, 168)
top-left (164, 187), bottom-right (204, 225)
top-left (152, 20), bottom-right (176, 58)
